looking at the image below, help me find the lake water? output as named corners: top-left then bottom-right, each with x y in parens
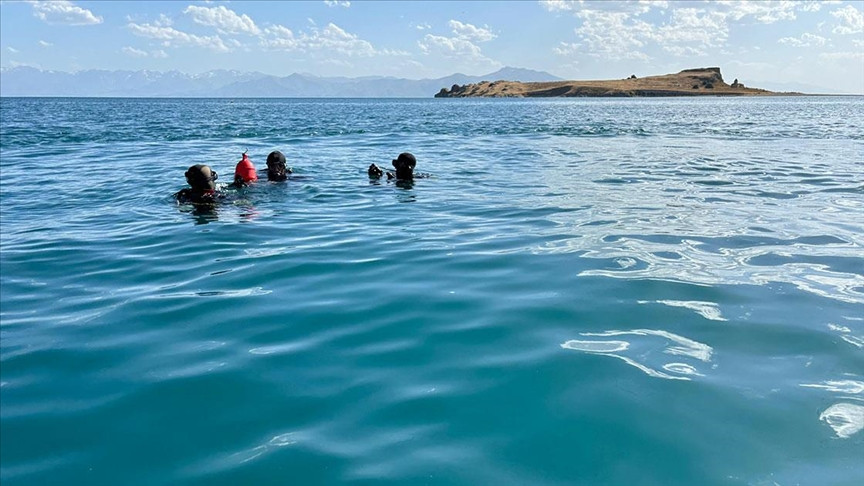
top-left (1, 97), bottom-right (863, 486)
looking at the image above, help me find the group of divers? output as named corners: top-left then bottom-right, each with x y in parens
top-left (175, 150), bottom-right (425, 205)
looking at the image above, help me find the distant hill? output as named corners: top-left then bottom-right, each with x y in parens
top-left (0, 66), bottom-right (562, 98)
top-left (435, 68), bottom-right (786, 97)
top-left (745, 80), bottom-right (846, 95)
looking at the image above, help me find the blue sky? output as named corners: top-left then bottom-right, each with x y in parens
top-left (1, 1), bottom-right (863, 92)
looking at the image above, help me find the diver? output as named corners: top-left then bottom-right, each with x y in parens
top-left (266, 150), bottom-right (293, 181)
top-left (368, 152), bottom-right (429, 181)
top-left (175, 164), bottom-right (223, 204)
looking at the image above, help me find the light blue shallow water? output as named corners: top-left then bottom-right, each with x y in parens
top-left (1, 97), bottom-right (863, 486)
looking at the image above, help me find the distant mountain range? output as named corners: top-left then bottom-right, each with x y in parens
top-left (0, 66), bottom-right (562, 98)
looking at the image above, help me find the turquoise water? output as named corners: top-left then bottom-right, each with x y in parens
top-left (1, 97), bottom-right (863, 485)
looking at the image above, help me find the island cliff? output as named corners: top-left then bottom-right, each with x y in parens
top-left (435, 68), bottom-right (780, 98)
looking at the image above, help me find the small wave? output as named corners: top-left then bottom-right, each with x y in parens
top-left (561, 329), bottom-right (712, 381)
top-left (800, 380), bottom-right (864, 394)
top-left (662, 363), bottom-right (704, 376)
top-left (185, 431), bottom-right (299, 475)
top-left (244, 247), bottom-right (295, 258)
top-left (560, 339), bottom-right (629, 353)
top-left (157, 287), bottom-right (271, 298)
top-left (819, 403), bottom-right (864, 439)
top-left (248, 341), bottom-right (314, 356)
top-left (229, 432), bottom-right (298, 464)
top-left (577, 247), bottom-right (864, 305)
top-left (615, 257), bottom-right (637, 269)
top-left (827, 323), bottom-right (864, 348)
top-left (647, 300), bottom-right (727, 321)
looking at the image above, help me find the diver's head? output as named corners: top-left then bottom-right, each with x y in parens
top-left (266, 151), bottom-right (290, 181)
top-left (392, 152), bottom-right (416, 180)
top-left (185, 164), bottom-right (218, 191)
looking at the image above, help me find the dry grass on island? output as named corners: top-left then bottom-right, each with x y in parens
top-left (435, 67), bottom-right (787, 98)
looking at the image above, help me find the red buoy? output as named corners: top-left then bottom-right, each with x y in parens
top-left (234, 152), bottom-right (258, 183)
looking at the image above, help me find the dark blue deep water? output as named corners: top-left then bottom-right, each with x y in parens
top-left (1, 97), bottom-right (863, 486)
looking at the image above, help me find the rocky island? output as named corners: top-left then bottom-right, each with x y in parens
top-left (435, 68), bottom-right (782, 98)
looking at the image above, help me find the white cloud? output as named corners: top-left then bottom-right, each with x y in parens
top-left (415, 23), bottom-right (432, 31)
top-left (8, 60), bottom-right (39, 68)
top-left (716, 0), bottom-right (798, 24)
top-left (800, 1), bottom-right (842, 13)
top-left (262, 22), bottom-right (405, 57)
top-left (540, 0), bottom-right (582, 12)
top-left (639, 0), bottom-right (669, 10)
top-left (663, 45), bottom-right (707, 56)
top-left (541, 0), bottom-right (665, 15)
top-left (183, 5), bottom-right (261, 36)
top-left (800, 2), bottom-right (821, 13)
top-left (38, 40), bottom-right (53, 47)
top-left (778, 32), bottom-right (827, 47)
top-left (544, 0), bottom-right (827, 26)
top-left (121, 46), bottom-right (170, 59)
top-left (7, 47), bottom-right (20, 53)
top-left (155, 14), bottom-right (173, 27)
top-left (128, 22), bottom-right (230, 52)
top-left (125, 13), bottom-right (172, 26)
top-left (28, 0), bottom-right (102, 26)
top-left (262, 25), bottom-right (300, 50)
top-left (324, 1), bottom-right (351, 7)
top-left (419, 34), bottom-right (483, 57)
top-left (651, 8), bottom-right (728, 47)
top-left (831, 5), bottom-right (864, 34)
top-left (418, 33), bottom-right (502, 69)
top-left (122, 46), bottom-right (149, 57)
top-left (820, 51), bottom-right (864, 61)
top-left (404, 59), bottom-right (425, 69)
top-left (449, 20), bottom-right (497, 42)
top-left (545, 0), bottom-right (833, 61)
top-left (799, 1), bottom-right (845, 14)
top-left (552, 3), bottom-right (747, 61)
top-left (713, 0), bottom-right (842, 24)
top-left (574, 10), bottom-right (653, 61)
top-left (312, 23), bottom-right (376, 55)
top-left (416, 20), bottom-right (500, 68)
top-left (554, 41), bottom-right (580, 55)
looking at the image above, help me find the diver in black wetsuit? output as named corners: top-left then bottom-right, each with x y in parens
top-left (266, 150), bottom-right (292, 181)
top-left (174, 164), bottom-right (223, 204)
top-left (368, 152), bottom-right (429, 181)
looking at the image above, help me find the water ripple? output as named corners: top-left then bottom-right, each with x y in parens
top-left (2, 96), bottom-right (862, 486)
top-left (562, 329), bottom-right (713, 381)
top-left (819, 403), bottom-right (864, 439)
